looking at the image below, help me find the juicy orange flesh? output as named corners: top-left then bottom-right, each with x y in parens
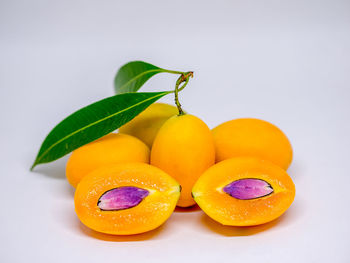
top-left (75, 163), bottom-right (180, 235)
top-left (192, 157), bottom-right (295, 226)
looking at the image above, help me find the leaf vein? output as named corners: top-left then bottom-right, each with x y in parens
top-left (35, 92), bottom-right (169, 164)
top-left (117, 69), bottom-right (162, 93)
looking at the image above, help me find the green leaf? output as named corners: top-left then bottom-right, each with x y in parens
top-left (114, 61), bottom-right (163, 94)
top-left (31, 91), bottom-right (170, 170)
top-left (114, 61), bottom-right (182, 94)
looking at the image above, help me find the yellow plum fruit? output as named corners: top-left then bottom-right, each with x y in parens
top-left (212, 118), bottom-right (293, 169)
top-left (66, 133), bottom-right (150, 187)
top-left (151, 114), bottom-right (215, 207)
top-left (119, 103), bottom-right (178, 148)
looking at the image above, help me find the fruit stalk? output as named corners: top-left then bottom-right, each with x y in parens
top-left (174, 71), bottom-right (193, 115)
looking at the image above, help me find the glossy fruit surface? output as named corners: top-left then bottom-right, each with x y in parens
top-left (66, 133), bottom-right (149, 187)
top-left (192, 157), bottom-right (295, 226)
top-left (212, 118), bottom-right (293, 169)
top-left (75, 163), bottom-right (180, 235)
top-left (151, 114), bottom-right (215, 207)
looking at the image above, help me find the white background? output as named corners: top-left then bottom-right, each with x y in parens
top-left (1, 0), bottom-right (350, 262)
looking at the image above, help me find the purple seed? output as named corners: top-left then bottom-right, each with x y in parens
top-left (223, 178), bottom-right (273, 200)
top-left (97, 186), bottom-right (149, 211)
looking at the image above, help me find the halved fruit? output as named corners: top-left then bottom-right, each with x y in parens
top-left (192, 157), bottom-right (295, 226)
top-left (75, 163), bottom-right (180, 235)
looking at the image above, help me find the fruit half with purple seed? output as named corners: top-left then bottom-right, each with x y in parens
top-left (192, 157), bottom-right (295, 226)
top-left (74, 163), bottom-right (180, 235)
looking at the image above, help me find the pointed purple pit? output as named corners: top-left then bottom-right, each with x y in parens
top-left (97, 186), bottom-right (149, 211)
top-left (223, 178), bottom-right (274, 200)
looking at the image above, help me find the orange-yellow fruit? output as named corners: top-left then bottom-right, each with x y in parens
top-left (119, 103), bottom-right (178, 148)
top-left (192, 157), bottom-right (295, 226)
top-left (212, 118), bottom-right (293, 169)
top-left (151, 114), bottom-right (215, 207)
top-left (75, 163), bottom-right (181, 235)
top-left (66, 133), bottom-right (150, 187)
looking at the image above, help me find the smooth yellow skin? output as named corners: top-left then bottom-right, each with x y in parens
top-left (119, 103), bottom-right (179, 148)
top-left (212, 118), bottom-right (293, 170)
top-left (151, 114), bottom-right (215, 207)
top-left (66, 133), bottom-right (150, 187)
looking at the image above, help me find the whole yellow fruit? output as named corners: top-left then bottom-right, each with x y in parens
top-left (66, 133), bottom-right (150, 187)
top-left (212, 118), bottom-right (293, 169)
top-left (119, 103), bottom-right (178, 148)
top-left (151, 114), bottom-right (215, 207)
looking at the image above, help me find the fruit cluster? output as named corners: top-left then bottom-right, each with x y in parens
top-left (70, 103), bottom-right (295, 235)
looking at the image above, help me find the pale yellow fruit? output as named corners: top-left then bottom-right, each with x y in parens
top-left (119, 103), bottom-right (178, 148)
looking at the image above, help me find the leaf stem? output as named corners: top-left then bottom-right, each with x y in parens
top-left (161, 69), bottom-right (186, 75)
top-left (174, 71), bottom-right (193, 115)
